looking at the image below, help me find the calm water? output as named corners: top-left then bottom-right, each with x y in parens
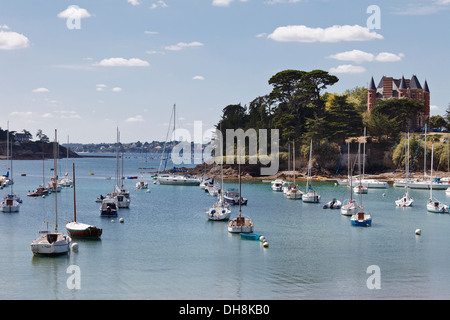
top-left (1, 154), bottom-right (450, 300)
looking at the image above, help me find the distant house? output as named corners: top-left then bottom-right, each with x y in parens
top-left (367, 75), bottom-right (430, 129)
top-left (14, 132), bottom-right (32, 142)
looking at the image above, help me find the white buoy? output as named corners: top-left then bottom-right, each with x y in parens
top-left (334, 183), bottom-right (337, 186)
top-left (119, 218), bottom-right (124, 223)
top-left (42, 195), bottom-right (45, 198)
top-left (259, 236), bottom-right (266, 242)
top-left (263, 241), bottom-right (269, 248)
top-left (415, 229), bottom-right (421, 235)
top-left (71, 243), bottom-right (79, 251)
top-left (382, 193), bottom-right (386, 197)
top-left (111, 219), bottom-right (115, 223)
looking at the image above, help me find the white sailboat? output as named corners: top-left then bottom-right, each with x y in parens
top-left (136, 148), bottom-right (148, 189)
top-left (353, 141), bottom-right (368, 194)
top-left (1, 122), bottom-right (20, 212)
top-left (394, 125), bottom-right (448, 190)
top-left (350, 140), bottom-right (372, 227)
top-left (426, 143), bottom-right (449, 213)
top-left (396, 132), bottom-right (414, 207)
top-left (30, 130), bottom-right (71, 255)
top-left (59, 136), bottom-right (73, 188)
top-left (228, 142), bottom-right (253, 233)
top-left (157, 104), bottom-right (200, 186)
top-left (341, 141), bottom-right (360, 216)
top-left (302, 140), bottom-right (320, 203)
top-left (285, 140), bottom-right (303, 199)
top-left (205, 141), bottom-right (231, 221)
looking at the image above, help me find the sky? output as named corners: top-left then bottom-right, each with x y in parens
top-left (0, 0), bottom-right (449, 144)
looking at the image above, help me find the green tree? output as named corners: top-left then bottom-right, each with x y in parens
top-left (371, 98), bottom-right (424, 132)
top-left (323, 94), bottom-right (363, 144)
top-left (429, 115), bottom-right (447, 131)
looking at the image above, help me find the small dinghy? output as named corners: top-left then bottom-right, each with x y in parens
top-left (323, 198), bottom-right (342, 209)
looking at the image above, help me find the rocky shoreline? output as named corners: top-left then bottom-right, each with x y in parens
top-left (185, 163), bottom-right (450, 183)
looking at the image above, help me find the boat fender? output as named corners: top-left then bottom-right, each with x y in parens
top-left (263, 241), bottom-right (269, 248)
top-left (71, 243), bottom-right (79, 251)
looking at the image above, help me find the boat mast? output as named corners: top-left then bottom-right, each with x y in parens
top-left (430, 142), bottom-right (434, 200)
top-left (54, 129), bottom-right (58, 233)
top-left (73, 163), bottom-right (76, 222)
top-left (424, 124), bottom-right (427, 180)
top-left (363, 127), bottom-right (366, 180)
top-left (238, 140), bottom-right (241, 218)
top-left (348, 140), bottom-right (352, 201)
top-left (292, 140), bottom-right (295, 189)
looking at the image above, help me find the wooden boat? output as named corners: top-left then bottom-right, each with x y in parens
top-left (27, 186), bottom-right (49, 197)
top-left (228, 142), bottom-right (254, 233)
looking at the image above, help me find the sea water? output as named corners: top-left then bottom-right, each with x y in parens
top-left (1, 154), bottom-right (450, 300)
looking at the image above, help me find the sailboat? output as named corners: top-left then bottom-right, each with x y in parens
top-left (426, 142), bottom-right (449, 213)
top-left (395, 132), bottom-right (414, 207)
top-left (59, 136), bottom-right (73, 188)
top-left (341, 141), bottom-right (360, 216)
top-left (157, 104), bottom-right (200, 186)
top-left (136, 147), bottom-right (149, 190)
top-left (66, 163), bottom-right (102, 239)
top-left (205, 141), bottom-right (231, 221)
top-left (227, 142), bottom-right (254, 233)
top-left (353, 141), bottom-right (368, 194)
top-left (394, 125), bottom-right (447, 189)
top-left (302, 140), bottom-right (320, 203)
top-left (350, 138), bottom-right (372, 227)
top-left (104, 130), bottom-right (131, 208)
top-left (30, 130), bottom-right (71, 255)
top-left (285, 140), bottom-right (303, 199)
top-left (1, 122), bottom-right (20, 212)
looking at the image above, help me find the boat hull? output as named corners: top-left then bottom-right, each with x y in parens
top-left (66, 222), bottom-right (102, 239)
top-left (228, 217), bottom-right (253, 233)
top-left (427, 201), bottom-right (449, 213)
top-left (205, 206), bottom-right (231, 221)
top-left (350, 213), bottom-right (372, 227)
top-left (30, 233), bottom-right (71, 255)
top-left (240, 233), bottom-right (262, 241)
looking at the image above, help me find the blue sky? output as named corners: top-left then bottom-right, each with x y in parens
top-left (0, 0), bottom-right (449, 143)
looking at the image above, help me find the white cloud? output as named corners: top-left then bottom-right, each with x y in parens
top-left (328, 50), bottom-right (374, 64)
top-left (0, 30), bottom-right (30, 50)
top-left (328, 50), bottom-right (405, 64)
top-left (375, 52), bottom-right (405, 62)
top-left (268, 25), bottom-right (383, 43)
top-left (32, 87), bottom-right (50, 93)
top-left (42, 113), bottom-right (53, 118)
top-left (164, 41), bottom-right (204, 51)
top-left (10, 111), bottom-right (33, 117)
top-left (126, 115), bottom-right (145, 123)
top-left (112, 87), bottom-right (122, 92)
top-left (192, 75), bottom-right (205, 80)
top-left (212, 0), bottom-right (248, 6)
top-left (96, 84), bottom-right (107, 91)
top-left (127, 0), bottom-right (141, 5)
top-left (256, 33), bottom-right (267, 38)
top-left (57, 5), bottom-right (91, 19)
top-left (329, 64), bottom-right (366, 74)
top-left (266, 0), bottom-right (303, 3)
top-left (150, 1), bottom-right (168, 9)
top-left (144, 30), bottom-right (159, 35)
top-left (96, 58), bottom-right (150, 67)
